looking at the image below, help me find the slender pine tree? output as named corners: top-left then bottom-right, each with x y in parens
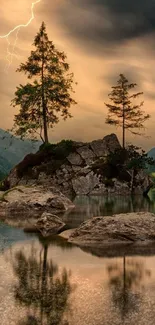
top-left (105, 74), bottom-right (150, 148)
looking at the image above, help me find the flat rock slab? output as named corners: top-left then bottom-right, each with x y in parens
top-left (0, 185), bottom-right (75, 219)
top-left (68, 212), bottom-right (155, 247)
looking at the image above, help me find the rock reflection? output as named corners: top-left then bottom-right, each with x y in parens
top-left (12, 241), bottom-right (72, 325)
top-left (107, 257), bottom-right (151, 320)
top-left (63, 195), bottom-right (155, 228)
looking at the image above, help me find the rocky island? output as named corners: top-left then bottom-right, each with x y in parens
top-left (2, 134), bottom-right (152, 197)
top-left (0, 133), bottom-right (154, 253)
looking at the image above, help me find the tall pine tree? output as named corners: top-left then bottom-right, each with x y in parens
top-left (11, 22), bottom-right (77, 143)
top-left (105, 74), bottom-right (150, 148)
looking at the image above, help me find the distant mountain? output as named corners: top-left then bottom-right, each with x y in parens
top-left (0, 129), bottom-right (41, 179)
top-left (148, 148), bottom-right (155, 160)
top-left (147, 148), bottom-right (155, 174)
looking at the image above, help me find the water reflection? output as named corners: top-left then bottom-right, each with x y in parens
top-left (12, 240), bottom-right (72, 325)
top-left (0, 234), bottom-right (155, 325)
top-left (63, 194), bottom-right (155, 228)
top-left (107, 257), bottom-right (151, 320)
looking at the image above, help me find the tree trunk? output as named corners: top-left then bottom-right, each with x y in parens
top-left (122, 103), bottom-right (125, 149)
top-left (123, 256), bottom-right (126, 290)
top-left (40, 244), bottom-right (48, 324)
top-left (130, 169), bottom-right (135, 193)
top-left (43, 103), bottom-right (48, 144)
top-left (41, 51), bottom-right (49, 144)
top-left (123, 255), bottom-right (126, 319)
top-left (123, 124), bottom-right (125, 148)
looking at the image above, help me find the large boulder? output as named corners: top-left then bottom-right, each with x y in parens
top-left (134, 170), bottom-right (154, 194)
top-left (76, 145), bottom-right (96, 164)
top-left (67, 152), bottom-right (83, 166)
top-left (68, 212), bottom-right (155, 247)
top-left (72, 171), bottom-right (99, 195)
top-left (103, 133), bottom-right (121, 151)
top-left (36, 212), bottom-right (66, 237)
top-left (0, 185), bottom-right (74, 219)
top-left (90, 139), bottom-right (109, 157)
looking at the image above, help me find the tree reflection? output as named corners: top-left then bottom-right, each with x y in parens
top-left (12, 241), bottom-right (72, 325)
top-left (107, 257), bottom-right (151, 320)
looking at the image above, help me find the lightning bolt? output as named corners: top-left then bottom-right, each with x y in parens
top-left (0, 0), bottom-right (42, 71)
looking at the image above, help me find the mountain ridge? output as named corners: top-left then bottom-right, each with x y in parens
top-left (0, 129), bottom-right (41, 179)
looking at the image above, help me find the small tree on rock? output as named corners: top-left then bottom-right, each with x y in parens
top-left (105, 74), bottom-right (150, 148)
top-left (108, 145), bottom-right (154, 193)
top-left (11, 22), bottom-right (77, 143)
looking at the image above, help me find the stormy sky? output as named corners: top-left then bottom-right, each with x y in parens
top-left (0, 0), bottom-right (155, 149)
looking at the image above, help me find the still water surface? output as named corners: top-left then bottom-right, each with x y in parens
top-left (0, 194), bottom-right (155, 324)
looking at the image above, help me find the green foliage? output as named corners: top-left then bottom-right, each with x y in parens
top-left (51, 140), bottom-right (75, 159)
top-left (39, 141), bottom-right (55, 151)
top-left (16, 139), bottom-right (75, 177)
top-left (11, 22), bottom-right (77, 143)
top-left (150, 173), bottom-right (155, 186)
top-left (0, 178), bottom-right (10, 191)
top-left (40, 139), bottom-right (75, 159)
top-left (108, 145), bottom-right (155, 173)
top-left (105, 74), bottom-right (150, 147)
top-left (103, 145), bottom-right (155, 189)
top-left (107, 147), bottom-right (128, 166)
top-left (126, 145), bottom-right (154, 170)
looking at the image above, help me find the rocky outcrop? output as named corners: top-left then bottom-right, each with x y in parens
top-left (0, 185), bottom-right (74, 219)
top-left (3, 134), bottom-right (151, 196)
top-left (3, 134), bottom-right (125, 196)
top-left (67, 152), bottom-right (83, 166)
top-left (90, 139), bottom-right (109, 157)
top-left (76, 145), bottom-right (96, 164)
top-left (134, 170), bottom-right (153, 194)
top-left (68, 212), bottom-right (155, 247)
top-left (72, 171), bottom-right (99, 195)
top-left (36, 212), bottom-right (67, 237)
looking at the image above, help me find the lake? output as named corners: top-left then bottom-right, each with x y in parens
top-left (63, 191), bottom-right (155, 228)
top-left (0, 194), bottom-right (155, 324)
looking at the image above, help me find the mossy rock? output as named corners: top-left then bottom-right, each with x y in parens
top-left (16, 140), bottom-right (75, 178)
top-left (40, 140), bottom-right (75, 159)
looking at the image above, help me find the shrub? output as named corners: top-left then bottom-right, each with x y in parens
top-left (40, 140), bottom-right (75, 159)
top-left (16, 152), bottom-right (45, 178)
top-left (16, 139), bottom-right (75, 178)
top-left (0, 179), bottom-right (10, 191)
top-left (50, 140), bottom-right (75, 159)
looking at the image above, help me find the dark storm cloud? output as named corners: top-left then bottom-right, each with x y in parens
top-left (99, 63), bottom-right (144, 102)
top-left (57, 0), bottom-right (155, 48)
top-left (102, 64), bottom-right (143, 86)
